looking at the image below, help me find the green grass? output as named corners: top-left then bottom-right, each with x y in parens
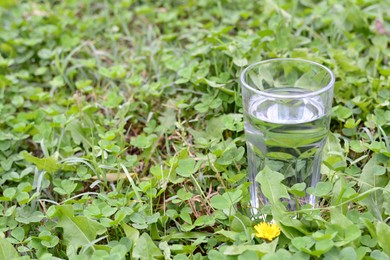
top-left (0, 0), bottom-right (389, 259)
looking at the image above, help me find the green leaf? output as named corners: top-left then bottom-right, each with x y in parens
top-left (256, 166), bottom-right (290, 203)
top-left (210, 195), bottom-right (229, 210)
top-left (102, 90), bottom-right (124, 108)
top-left (370, 250), bottom-right (389, 260)
top-left (49, 76), bottom-right (65, 88)
top-left (261, 249), bottom-right (292, 260)
top-left (216, 146), bottom-right (245, 165)
top-left (339, 247), bottom-right (357, 260)
top-left (332, 105), bottom-right (353, 121)
top-left (307, 182), bottom-right (332, 197)
top-left (180, 212), bottom-right (192, 224)
top-left (333, 51), bottom-right (360, 72)
top-left (314, 239), bottom-right (334, 255)
top-left (230, 213), bottom-right (251, 233)
top-left (3, 187), bottom-right (16, 200)
top-left (210, 190), bottom-right (242, 216)
top-left (39, 231), bottom-right (60, 248)
top-left (22, 152), bottom-right (60, 174)
top-left (289, 183), bottom-right (306, 197)
top-left (208, 250), bottom-right (225, 260)
top-left (11, 227), bottom-right (25, 242)
top-left (223, 239), bottom-right (278, 257)
top-left (0, 237), bottom-right (19, 259)
top-left (132, 233), bottom-right (163, 259)
top-left (237, 250), bottom-right (259, 260)
top-left (233, 56), bottom-right (248, 67)
top-left (215, 230), bottom-right (241, 242)
top-left (53, 205), bottom-right (106, 253)
top-left (376, 222), bottom-right (390, 256)
top-left (121, 223), bottom-right (139, 245)
top-left (131, 134), bottom-right (157, 149)
top-left (372, 165), bottom-right (386, 176)
top-left (98, 65), bottom-right (127, 79)
top-left (60, 180), bottom-right (77, 195)
top-left (358, 155), bottom-right (388, 219)
top-left (196, 78), bottom-right (235, 95)
top-left (177, 189), bottom-right (193, 201)
top-left (53, 187), bottom-right (68, 196)
top-left (16, 192), bottom-right (30, 204)
top-left (291, 236), bottom-right (315, 251)
top-left (329, 208), bottom-right (361, 246)
top-left (360, 235), bottom-right (377, 247)
top-left (223, 190), bottom-right (242, 206)
top-left (176, 158), bottom-right (197, 177)
top-left (66, 120), bottom-right (93, 149)
top-left (163, 55), bottom-right (184, 71)
top-left (194, 215), bottom-right (215, 226)
top-left (37, 48), bottom-right (54, 59)
top-left (158, 107), bottom-right (176, 131)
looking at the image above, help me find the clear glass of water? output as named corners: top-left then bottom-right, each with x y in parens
top-left (240, 58), bottom-right (335, 212)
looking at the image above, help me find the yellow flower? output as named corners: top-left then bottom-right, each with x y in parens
top-left (254, 222), bottom-right (281, 241)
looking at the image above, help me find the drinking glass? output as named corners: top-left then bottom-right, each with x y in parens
top-left (240, 58), bottom-right (335, 212)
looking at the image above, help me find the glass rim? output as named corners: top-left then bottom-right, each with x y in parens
top-left (240, 58), bottom-right (335, 98)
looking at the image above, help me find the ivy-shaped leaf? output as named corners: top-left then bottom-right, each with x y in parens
top-left (52, 205), bottom-right (107, 255)
top-left (22, 152), bottom-right (60, 174)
